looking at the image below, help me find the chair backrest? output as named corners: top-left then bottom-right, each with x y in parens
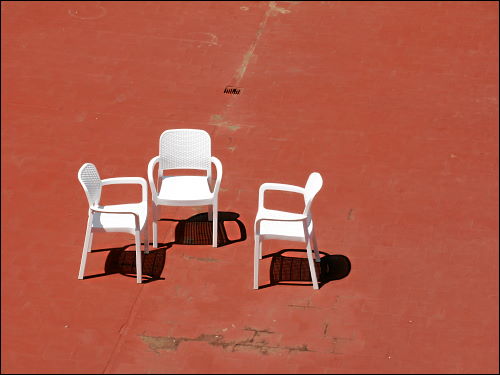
top-left (159, 129), bottom-right (211, 172)
top-left (303, 172), bottom-right (323, 215)
top-left (78, 163), bottom-right (102, 207)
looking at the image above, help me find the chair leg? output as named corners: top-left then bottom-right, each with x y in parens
top-left (306, 238), bottom-right (319, 290)
top-left (78, 221), bottom-right (93, 279)
top-left (259, 239), bottom-right (263, 260)
top-left (143, 226), bottom-right (149, 254)
top-left (311, 231), bottom-right (321, 262)
top-left (152, 204), bottom-right (158, 248)
top-left (88, 233), bottom-right (93, 252)
top-left (135, 230), bottom-right (142, 284)
top-left (253, 235), bottom-right (261, 289)
top-left (212, 203), bottom-right (218, 248)
top-left (208, 204), bottom-right (213, 221)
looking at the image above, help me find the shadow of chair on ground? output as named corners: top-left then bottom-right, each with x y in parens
top-left (82, 243), bottom-right (171, 284)
top-left (258, 249), bottom-right (351, 289)
top-left (160, 211), bottom-right (247, 247)
top-left (82, 211), bottom-right (246, 283)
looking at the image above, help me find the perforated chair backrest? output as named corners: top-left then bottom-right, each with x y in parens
top-left (303, 172), bottom-right (323, 215)
top-left (78, 163), bottom-right (102, 207)
top-left (159, 129), bottom-right (211, 172)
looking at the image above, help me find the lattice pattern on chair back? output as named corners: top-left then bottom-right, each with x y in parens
top-left (78, 163), bottom-right (102, 206)
top-left (159, 129), bottom-right (211, 171)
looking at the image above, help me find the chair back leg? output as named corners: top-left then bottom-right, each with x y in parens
top-left (306, 238), bottom-right (319, 290)
top-left (208, 204), bottom-right (213, 221)
top-left (311, 231), bottom-right (321, 262)
top-left (143, 226), bottom-right (149, 254)
top-left (135, 230), bottom-right (143, 283)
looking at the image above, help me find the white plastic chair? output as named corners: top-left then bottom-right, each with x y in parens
top-left (77, 163), bottom-right (149, 283)
top-left (254, 172), bottom-right (324, 290)
top-left (148, 129), bottom-right (222, 248)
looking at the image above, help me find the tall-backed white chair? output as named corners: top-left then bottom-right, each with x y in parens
top-left (77, 163), bottom-right (149, 283)
top-left (254, 172), bottom-right (323, 289)
top-left (148, 129), bottom-right (222, 248)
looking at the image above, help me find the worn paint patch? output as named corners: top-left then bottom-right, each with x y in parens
top-left (140, 335), bottom-right (181, 353)
top-left (233, 1), bottom-right (290, 85)
top-left (209, 114), bottom-right (241, 131)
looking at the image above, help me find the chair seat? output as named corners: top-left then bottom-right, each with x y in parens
top-left (91, 202), bottom-right (147, 233)
top-left (157, 176), bottom-right (213, 204)
top-left (257, 209), bottom-right (307, 241)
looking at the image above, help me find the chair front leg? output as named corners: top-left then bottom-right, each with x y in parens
top-left (259, 238), bottom-right (263, 260)
top-left (135, 230), bottom-right (143, 284)
top-left (211, 201), bottom-right (218, 247)
top-left (152, 203), bottom-right (158, 248)
top-left (253, 234), bottom-right (261, 289)
top-left (88, 233), bottom-right (93, 252)
top-left (78, 218), bottom-right (93, 279)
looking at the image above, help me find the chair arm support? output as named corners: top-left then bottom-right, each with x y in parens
top-left (101, 177), bottom-right (148, 204)
top-left (89, 206), bottom-right (140, 229)
top-left (147, 156), bottom-right (160, 202)
top-left (258, 183), bottom-right (305, 209)
top-left (210, 156), bottom-right (223, 194)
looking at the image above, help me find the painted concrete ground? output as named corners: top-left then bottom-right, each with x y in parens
top-left (1, 1), bottom-right (498, 373)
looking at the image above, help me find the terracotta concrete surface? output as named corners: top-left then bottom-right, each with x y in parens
top-left (1, 1), bottom-right (498, 373)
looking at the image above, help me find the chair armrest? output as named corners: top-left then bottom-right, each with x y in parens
top-left (147, 156), bottom-right (160, 201)
top-left (210, 156), bottom-right (223, 194)
top-left (258, 182), bottom-right (305, 210)
top-left (89, 206), bottom-right (140, 229)
top-left (101, 177), bottom-right (148, 204)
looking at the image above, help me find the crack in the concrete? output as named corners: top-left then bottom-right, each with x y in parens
top-left (288, 299), bottom-right (317, 309)
top-left (139, 326), bottom-right (313, 356)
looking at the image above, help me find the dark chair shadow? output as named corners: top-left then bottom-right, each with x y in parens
top-left (83, 242), bottom-right (173, 284)
top-left (258, 249), bottom-right (351, 289)
top-left (160, 211), bottom-right (246, 247)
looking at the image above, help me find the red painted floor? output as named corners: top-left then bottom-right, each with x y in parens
top-left (1, 1), bottom-right (498, 373)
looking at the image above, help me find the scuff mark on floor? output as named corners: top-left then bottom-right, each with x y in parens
top-left (68, 5), bottom-right (107, 20)
top-left (182, 254), bottom-right (219, 262)
top-left (209, 114), bottom-right (241, 131)
top-left (232, 1), bottom-right (290, 86)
